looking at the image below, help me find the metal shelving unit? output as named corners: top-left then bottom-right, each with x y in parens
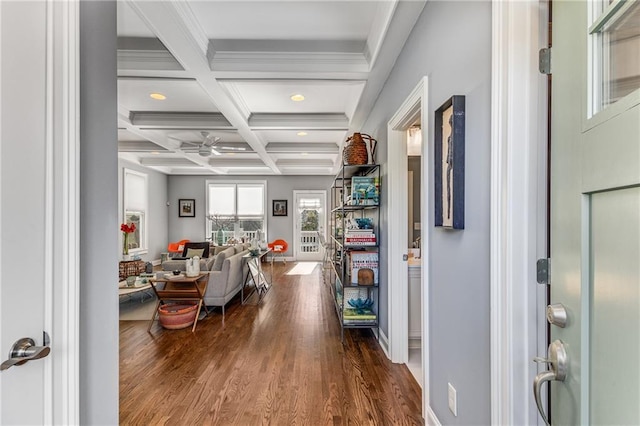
top-left (328, 164), bottom-right (380, 341)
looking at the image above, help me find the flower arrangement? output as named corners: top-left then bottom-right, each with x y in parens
top-left (120, 222), bottom-right (136, 256)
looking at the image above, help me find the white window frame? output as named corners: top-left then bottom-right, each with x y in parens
top-left (123, 168), bottom-right (148, 255)
top-left (205, 180), bottom-right (267, 239)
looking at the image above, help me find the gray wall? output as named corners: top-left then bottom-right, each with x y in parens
top-left (80, 1), bottom-right (119, 424)
top-left (118, 159), bottom-right (169, 262)
top-left (361, 1), bottom-right (491, 424)
top-left (168, 175), bottom-right (334, 256)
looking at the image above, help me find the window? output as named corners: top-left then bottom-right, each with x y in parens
top-left (206, 181), bottom-right (266, 243)
top-left (123, 169), bottom-right (148, 254)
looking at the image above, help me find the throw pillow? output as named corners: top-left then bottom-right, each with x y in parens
top-left (185, 248), bottom-right (205, 258)
top-left (212, 253), bottom-right (226, 271)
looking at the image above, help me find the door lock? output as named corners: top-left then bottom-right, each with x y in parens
top-left (1, 337), bottom-right (51, 371)
top-left (546, 303), bottom-right (568, 327)
top-left (533, 340), bottom-right (568, 425)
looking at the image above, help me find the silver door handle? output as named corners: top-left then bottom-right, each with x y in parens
top-left (1, 337), bottom-right (50, 371)
top-left (533, 339), bottom-right (568, 425)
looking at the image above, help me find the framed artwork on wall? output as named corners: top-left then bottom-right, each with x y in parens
top-left (272, 200), bottom-right (287, 216)
top-left (178, 199), bottom-right (195, 217)
top-left (434, 95), bottom-right (465, 229)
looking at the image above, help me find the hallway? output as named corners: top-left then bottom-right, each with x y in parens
top-left (119, 262), bottom-right (423, 424)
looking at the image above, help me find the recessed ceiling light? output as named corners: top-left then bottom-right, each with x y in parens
top-left (290, 94), bottom-right (305, 102)
top-left (149, 93), bottom-right (166, 100)
top-left (297, 131), bottom-right (308, 136)
top-left (151, 151), bottom-right (159, 155)
top-left (227, 152), bottom-right (236, 156)
top-left (301, 152), bottom-right (308, 156)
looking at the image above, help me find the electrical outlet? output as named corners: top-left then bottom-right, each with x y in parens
top-left (448, 382), bottom-right (457, 417)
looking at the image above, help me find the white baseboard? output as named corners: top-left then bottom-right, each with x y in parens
top-left (426, 406), bottom-right (442, 426)
top-left (378, 328), bottom-right (390, 359)
top-left (408, 336), bottom-right (422, 350)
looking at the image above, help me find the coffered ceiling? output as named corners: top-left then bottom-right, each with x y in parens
top-left (117, 0), bottom-right (426, 175)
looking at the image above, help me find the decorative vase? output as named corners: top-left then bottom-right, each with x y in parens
top-left (123, 233), bottom-right (129, 259)
top-left (342, 133), bottom-right (377, 165)
top-left (217, 228), bottom-right (224, 245)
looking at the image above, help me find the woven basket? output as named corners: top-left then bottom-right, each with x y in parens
top-left (158, 303), bottom-right (198, 330)
top-left (343, 133), bottom-right (377, 165)
top-left (119, 260), bottom-right (146, 280)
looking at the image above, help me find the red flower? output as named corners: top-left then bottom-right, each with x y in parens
top-left (120, 223), bottom-right (136, 233)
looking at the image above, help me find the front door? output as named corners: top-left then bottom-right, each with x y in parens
top-left (293, 191), bottom-right (326, 261)
top-left (546, 0), bottom-right (640, 424)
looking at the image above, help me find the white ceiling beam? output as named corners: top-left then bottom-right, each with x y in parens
top-left (140, 157), bottom-right (201, 167)
top-left (249, 113), bottom-right (349, 130)
top-left (118, 140), bottom-right (171, 152)
top-left (127, 0), bottom-right (281, 174)
top-left (129, 112), bottom-right (233, 129)
top-left (266, 142), bottom-right (338, 153)
top-left (276, 159), bottom-right (334, 167)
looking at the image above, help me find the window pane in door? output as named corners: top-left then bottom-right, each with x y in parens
top-left (599, 2), bottom-right (640, 107)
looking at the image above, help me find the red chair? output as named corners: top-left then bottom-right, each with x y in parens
top-left (167, 239), bottom-right (189, 255)
top-left (268, 239), bottom-right (288, 264)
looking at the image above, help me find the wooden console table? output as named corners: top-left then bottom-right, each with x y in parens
top-left (241, 249), bottom-right (271, 304)
top-left (148, 272), bottom-right (209, 332)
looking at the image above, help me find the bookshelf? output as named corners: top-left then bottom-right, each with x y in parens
top-left (328, 164), bottom-right (380, 341)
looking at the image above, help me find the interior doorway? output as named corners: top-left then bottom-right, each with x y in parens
top-left (387, 76), bottom-right (429, 416)
top-left (293, 190), bottom-right (326, 261)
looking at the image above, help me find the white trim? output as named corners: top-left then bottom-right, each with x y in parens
top-left (378, 328), bottom-right (390, 358)
top-left (387, 76), bottom-right (429, 418)
top-left (123, 168), bottom-right (149, 254)
top-left (490, 1), bottom-right (548, 425)
top-left (426, 406), bottom-right (442, 426)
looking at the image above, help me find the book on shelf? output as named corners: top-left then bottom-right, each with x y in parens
top-left (343, 308), bottom-right (377, 320)
top-left (349, 250), bottom-right (378, 285)
top-left (350, 176), bottom-right (380, 205)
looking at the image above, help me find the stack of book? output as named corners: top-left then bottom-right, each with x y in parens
top-left (344, 230), bottom-right (376, 246)
top-left (343, 308), bottom-right (377, 324)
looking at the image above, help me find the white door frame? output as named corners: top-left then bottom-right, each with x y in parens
top-left (387, 76), bottom-right (429, 417)
top-left (0, 1), bottom-right (80, 424)
top-left (292, 190), bottom-right (327, 261)
top-left (490, 1), bottom-right (549, 424)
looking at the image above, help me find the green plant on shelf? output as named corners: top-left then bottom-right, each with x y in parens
top-left (347, 297), bottom-right (374, 314)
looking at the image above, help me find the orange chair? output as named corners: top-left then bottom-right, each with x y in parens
top-left (167, 239), bottom-right (189, 255)
top-left (268, 239), bottom-right (288, 264)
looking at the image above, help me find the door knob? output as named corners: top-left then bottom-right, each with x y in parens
top-left (1, 337), bottom-right (50, 371)
top-left (533, 340), bottom-right (568, 425)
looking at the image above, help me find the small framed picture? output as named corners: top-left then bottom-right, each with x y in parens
top-left (272, 200), bottom-right (287, 216)
top-left (178, 199), bottom-right (195, 217)
top-left (434, 95), bottom-right (465, 229)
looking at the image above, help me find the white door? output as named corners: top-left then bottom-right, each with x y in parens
top-left (293, 191), bottom-right (326, 261)
top-left (1, 1), bottom-right (78, 424)
top-left (541, 0), bottom-right (640, 424)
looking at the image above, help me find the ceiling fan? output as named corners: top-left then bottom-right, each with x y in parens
top-left (176, 132), bottom-right (247, 157)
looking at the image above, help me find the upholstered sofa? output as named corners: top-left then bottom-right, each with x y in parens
top-left (203, 243), bottom-right (251, 318)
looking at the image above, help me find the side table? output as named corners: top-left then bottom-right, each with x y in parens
top-left (241, 249), bottom-right (272, 304)
top-left (148, 272), bottom-right (209, 332)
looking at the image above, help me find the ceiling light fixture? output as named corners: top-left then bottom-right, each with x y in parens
top-left (297, 131), bottom-right (308, 136)
top-left (149, 93), bottom-right (166, 100)
top-left (290, 94), bottom-right (305, 102)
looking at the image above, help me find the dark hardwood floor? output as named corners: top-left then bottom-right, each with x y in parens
top-left (120, 262), bottom-right (423, 425)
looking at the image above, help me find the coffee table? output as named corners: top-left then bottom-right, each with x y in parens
top-left (148, 272), bottom-right (209, 332)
